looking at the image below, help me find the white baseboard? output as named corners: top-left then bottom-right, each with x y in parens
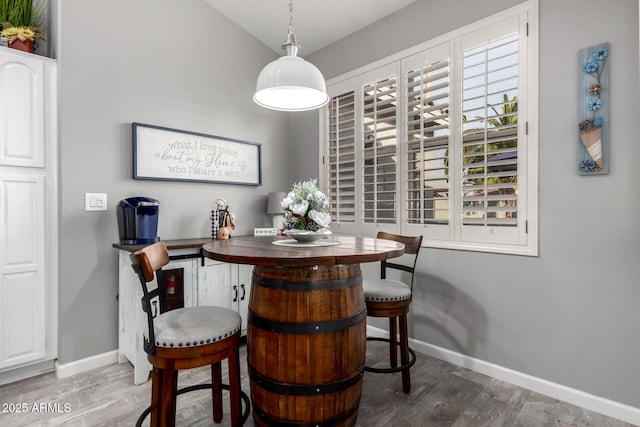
top-left (0, 360), bottom-right (55, 386)
top-left (367, 326), bottom-right (640, 426)
top-left (54, 350), bottom-right (119, 379)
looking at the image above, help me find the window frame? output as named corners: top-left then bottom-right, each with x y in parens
top-left (320, 0), bottom-right (538, 256)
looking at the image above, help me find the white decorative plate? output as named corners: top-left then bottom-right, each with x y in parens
top-left (284, 229), bottom-right (331, 243)
top-left (272, 239), bottom-right (342, 248)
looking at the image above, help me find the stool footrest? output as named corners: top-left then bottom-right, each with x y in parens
top-left (136, 382), bottom-right (251, 426)
top-left (364, 336), bottom-right (417, 373)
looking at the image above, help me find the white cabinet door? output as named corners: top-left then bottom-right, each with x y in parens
top-left (236, 264), bottom-right (252, 334)
top-left (117, 250), bottom-right (151, 385)
top-left (0, 173), bottom-right (46, 368)
top-left (198, 260), bottom-right (253, 335)
top-left (0, 49), bottom-right (46, 168)
top-left (197, 259), bottom-right (234, 309)
top-left (0, 48), bottom-right (57, 375)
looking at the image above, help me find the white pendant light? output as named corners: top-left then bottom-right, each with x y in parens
top-left (254, 0), bottom-right (329, 111)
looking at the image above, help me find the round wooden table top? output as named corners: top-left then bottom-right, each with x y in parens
top-left (202, 234), bottom-right (405, 267)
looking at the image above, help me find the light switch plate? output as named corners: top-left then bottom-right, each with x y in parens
top-left (254, 227), bottom-right (277, 236)
top-left (85, 193), bottom-right (107, 211)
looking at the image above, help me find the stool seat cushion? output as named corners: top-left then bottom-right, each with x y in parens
top-left (150, 306), bottom-right (241, 348)
top-left (363, 278), bottom-right (412, 302)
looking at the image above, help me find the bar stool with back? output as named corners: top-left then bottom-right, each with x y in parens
top-left (129, 241), bottom-right (249, 426)
top-left (364, 231), bottom-right (423, 393)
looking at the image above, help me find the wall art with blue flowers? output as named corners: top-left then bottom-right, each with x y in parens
top-left (578, 43), bottom-right (609, 175)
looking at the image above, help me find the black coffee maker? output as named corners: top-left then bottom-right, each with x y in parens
top-left (117, 197), bottom-right (161, 245)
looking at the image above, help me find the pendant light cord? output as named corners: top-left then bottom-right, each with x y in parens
top-left (283, 0), bottom-right (299, 56)
top-left (288, 0), bottom-right (294, 33)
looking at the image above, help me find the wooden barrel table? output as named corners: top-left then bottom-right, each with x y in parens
top-left (202, 235), bottom-right (404, 426)
top-left (249, 264), bottom-right (365, 426)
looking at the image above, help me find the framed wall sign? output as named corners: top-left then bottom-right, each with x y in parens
top-left (132, 123), bottom-right (262, 185)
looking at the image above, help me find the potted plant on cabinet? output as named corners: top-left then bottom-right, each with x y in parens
top-left (0, 0), bottom-right (46, 53)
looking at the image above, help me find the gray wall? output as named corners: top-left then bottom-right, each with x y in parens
top-left (57, 0), bottom-right (292, 363)
top-left (303, 0), bottom-right (640, 410)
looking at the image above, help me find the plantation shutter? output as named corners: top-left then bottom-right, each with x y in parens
top-left (322, 4), bottom-right (536, 254)
top-left (406, 51), bottom-right (451, 226)
top-left (327, 91), bottom-right (356, 223)
top-left (461, 31), bottom-right (519, 228)
top-left (362, 76), bottom-right (397, 224)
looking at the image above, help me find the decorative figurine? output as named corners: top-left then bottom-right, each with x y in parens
top-left (212, 198), bottom-right (235, 240)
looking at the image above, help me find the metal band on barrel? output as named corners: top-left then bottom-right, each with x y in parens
top-left (252, 400), bottom-right (360, 427)
top-left (248, 309), bottom-right (366, 334)
top-left (252, 270), bottom-right (362, 291)
top-left (249, 365), bottom-right (364, 396)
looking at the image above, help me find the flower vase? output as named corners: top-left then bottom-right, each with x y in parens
top-left (579, 127), bottom-right (603, 168)
top-left (8, 39), bottom-right (34, 53)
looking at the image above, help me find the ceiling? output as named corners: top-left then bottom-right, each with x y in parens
top-left (203, 0), bottom-right (416, 56)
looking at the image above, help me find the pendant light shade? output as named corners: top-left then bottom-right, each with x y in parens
top-left (254, 56), bottom-right (328, 111)
top-left (254, 0), bottom-right (329, 111)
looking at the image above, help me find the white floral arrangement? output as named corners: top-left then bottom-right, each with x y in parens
top-left (281, 179), bottom-right (331, 232)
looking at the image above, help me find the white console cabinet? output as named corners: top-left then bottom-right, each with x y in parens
top-left (0, 47), bottom-right (57, 381)
top-left (116, 241), bottom-right (252, 385)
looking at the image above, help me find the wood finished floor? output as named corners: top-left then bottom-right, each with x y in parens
top-left (0, 341), bottom-right (634, 427)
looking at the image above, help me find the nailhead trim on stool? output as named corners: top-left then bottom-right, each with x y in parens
top-left (150, 306), bottom-right (241, 348)
top-left (363, 278), bottom-right (411, 302)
